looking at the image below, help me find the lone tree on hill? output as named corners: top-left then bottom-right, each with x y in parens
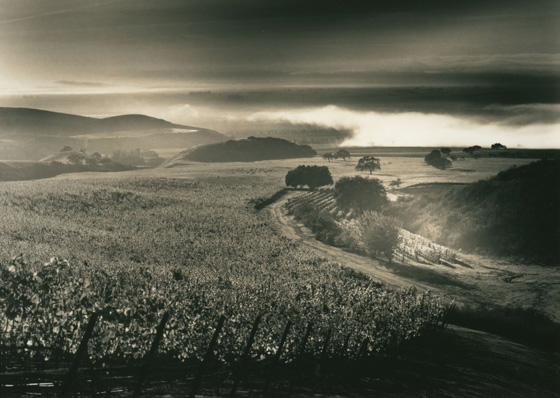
top-left (441, 148), bottom-right (451, 155)
top-left (425, 150), bottom-right (452, 170)
top-left (322, 152), bottom-right (335, 162)
top-left (334, 176), bottom-right (388, 212)
top-left (491, 143), bottom-right (507, 150)
top-left (285, 165), bottom-right (333, 190)
top-left (334, 149), bottom-right (351, 161)
top-left (355, 156), bottom-right (381, 174)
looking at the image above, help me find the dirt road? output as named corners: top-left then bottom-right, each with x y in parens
top-left (266, 191), bottom-right (560, 321)
top-left (267, 191), bottom-right (440, 292)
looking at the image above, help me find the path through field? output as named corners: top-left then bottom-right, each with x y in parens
top-left (265, 190), bottom-right (560, 398)
top-left (267, 191), bottom-right (560, 321)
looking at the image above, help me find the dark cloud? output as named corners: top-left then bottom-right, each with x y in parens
top-left (57, 80), bottom-right (108, 87)
top-left (0, 0), bottom-right (558, 144)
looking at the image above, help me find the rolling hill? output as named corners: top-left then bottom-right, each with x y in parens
top-left (164, 136), bottom-right (317, 166)
top-left (0, 107), bottom-right (227, 160)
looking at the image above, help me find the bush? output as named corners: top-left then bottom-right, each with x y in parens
top-left (334, 176), bottom-right (388, 212)
top-left (291, 203), bottom-right (341, 245)
top-left (285, 165), bottom-right (333, 190)
top-left (357, 211), bottom-right (401, 262)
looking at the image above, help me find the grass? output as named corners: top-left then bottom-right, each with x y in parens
top-left (448, 305), bottom-right (560, 352)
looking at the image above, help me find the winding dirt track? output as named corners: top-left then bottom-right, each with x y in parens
top-left (266, 191), bottom-right (560, 320)
top-left (267, 191), bottom-right (442, 294)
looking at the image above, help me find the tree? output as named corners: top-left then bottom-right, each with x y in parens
top-left (285, 165), bottom-right (333, 190)
top-left (322, 152), bottom-right (335, 162)
top-left (491, 143), bottom-right (507, 150)
top-left (66, 153), bottom-right (84, 166)
top-left (334, 149), bottom-right (351, 161)
top-left (441, 148), bottom-right (451, 155)
top-left (60, 146), bottom-right (72, 152)
top-left (91, 152), bottom-right (103, 162)
top-left (463, 145), bottom-right (482, 155)
top-left (424, 150), bottom-right (452, 170)
top-left (84, 157), bottom-right (98, 166)
top-left (355, 156), bottom-right (381, 174)
top-left (334, 176), bottom-right (388, 212)
top-left (358, 211), bottom-right (401, 263)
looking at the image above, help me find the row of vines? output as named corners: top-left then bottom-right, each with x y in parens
top-left (0, 176), bottom-right (446, 368)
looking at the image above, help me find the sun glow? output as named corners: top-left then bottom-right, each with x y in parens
top-left (249, 105), bottom-right (560, 148)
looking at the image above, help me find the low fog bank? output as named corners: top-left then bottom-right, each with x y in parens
top-left (248, 105), bottom-right (560, 149)
top-left (1, 86), bottom-right (558, 149)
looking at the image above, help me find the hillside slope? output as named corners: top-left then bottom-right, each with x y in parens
top-left (164, 136), bottom-right (317, 165)
top-left (390, 160), bottom-right (560, 261)
top-left (0, 107), bottom-right (226, 160)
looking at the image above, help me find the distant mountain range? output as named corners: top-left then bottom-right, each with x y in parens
top-left (0, 107), bottom-right (227, 160)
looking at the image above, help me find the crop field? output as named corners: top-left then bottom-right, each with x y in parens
top-left (0, 173), bottom-right (446, 368)
top-left (1, 154), bottom-right (558, 397)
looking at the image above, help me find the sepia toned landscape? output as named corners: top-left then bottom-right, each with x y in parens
top-left (0, 1), bottom-right (559, 397)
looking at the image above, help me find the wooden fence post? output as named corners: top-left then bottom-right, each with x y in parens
top-left (356, 338), bottom-right (369, 361)
top-left (263, 320), bottom-right (292, 393)
top-left (190, 315), bottom-right (226, 398)
top-left (132, 312), bottom-right (169, 398)
top-left (315, 329), bottom-right (332, 377)
top-left (229, 314), bottom-right (262, 397)
top-left (60, 312), bottom-right (99, 398)
top-left (297, 322), bottom-right (313, 361)
top-left (341, 333), bottom-right (351, 357)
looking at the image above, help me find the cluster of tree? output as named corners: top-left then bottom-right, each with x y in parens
top-left (111, 149), bottom-right (163, 167)
top-left (322, 149), bottom-right (351, 162)
top-left (289, 174), bottom-right (400, 261)
top-left (0, 159), bottom-right (133, 182)
top-left (463, 145), bottom-right (482, 155)
top-left (355, 156), bottom-right (381, 174)
top-left (285, 165), bottom-right (333, 190)
top-left (491, 143), bottom-right (507, 150)
top-left (334, 176), bottom-right (388, 212)
top-left (66, 151), bottom-right (105, 166)
top-left (424, 150), bottom-right (452, 170)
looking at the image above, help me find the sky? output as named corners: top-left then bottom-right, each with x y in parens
top-left (0, 0), bottom-right (559, 147)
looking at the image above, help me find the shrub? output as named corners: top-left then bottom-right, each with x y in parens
top-left (334, 176), bottom-right (388, 212)
top-left (291, 203), bottom-right (341, 245)
top-left (357, 211), bottom-right (401, 262)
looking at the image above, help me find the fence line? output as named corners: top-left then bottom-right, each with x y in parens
top-left (0, 310), bottom-right (447, 397)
